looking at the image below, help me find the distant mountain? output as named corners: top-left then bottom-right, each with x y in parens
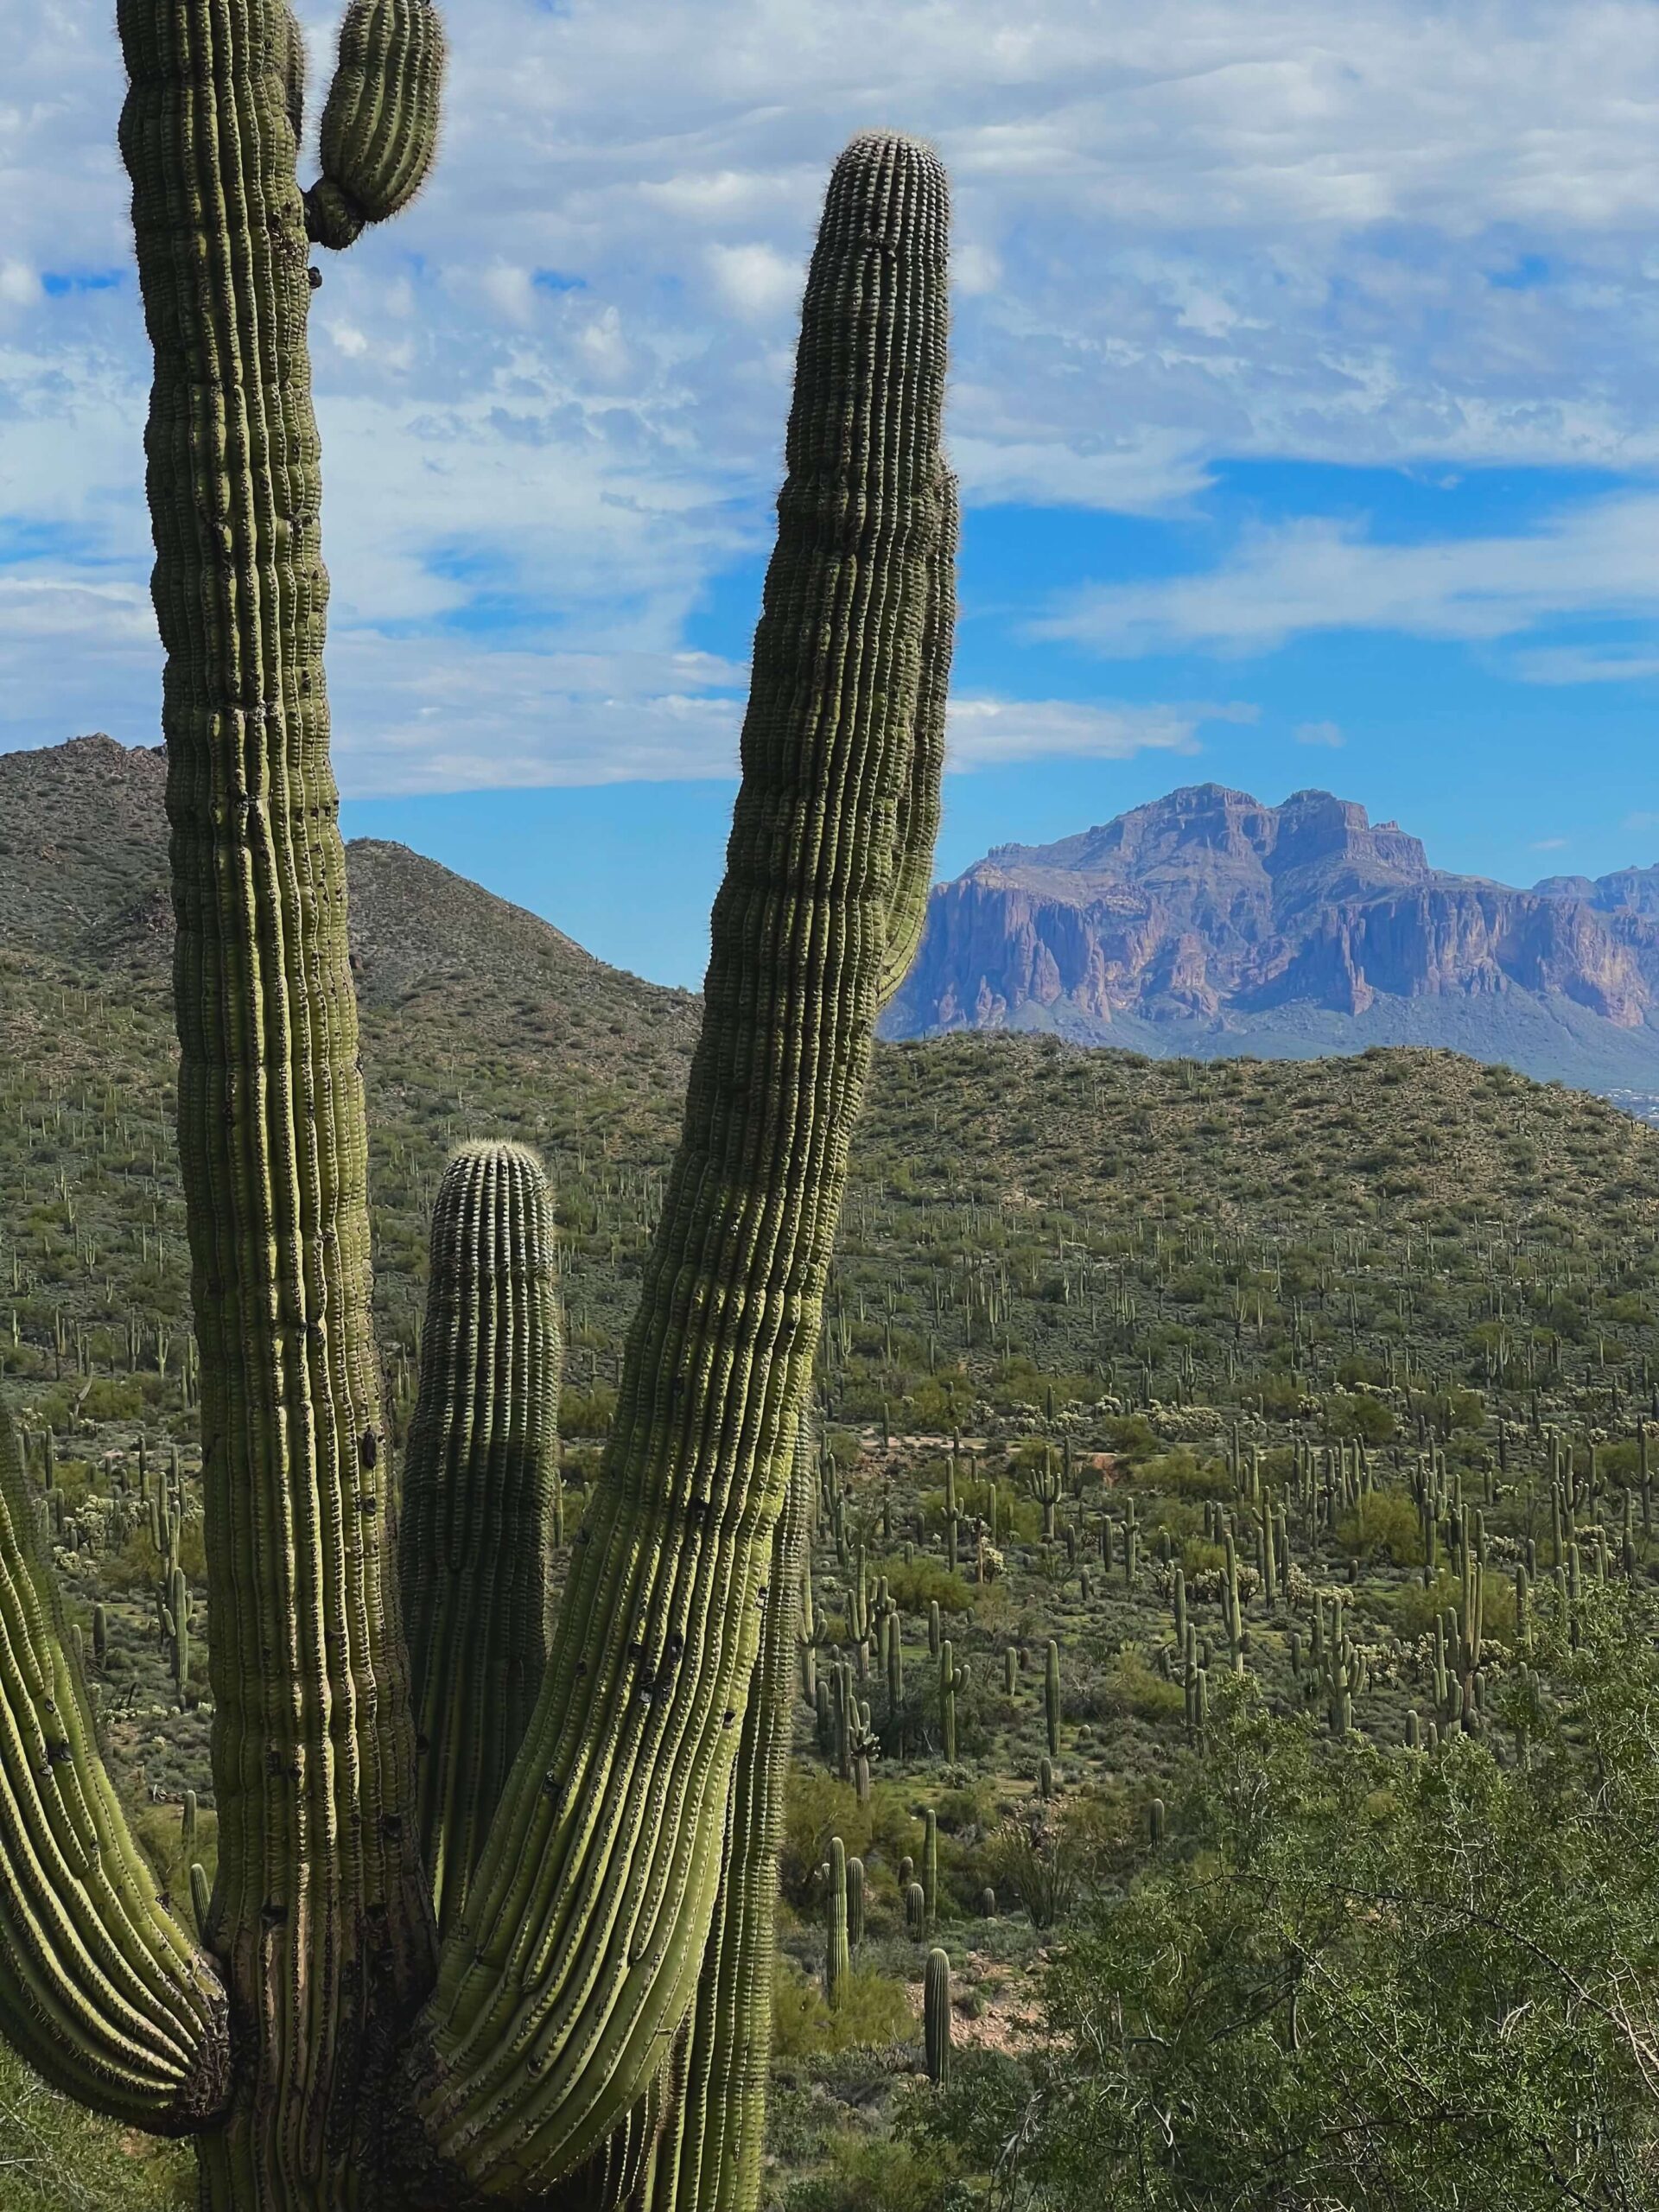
top-left (880, 782), bottom-right (1659, 1090)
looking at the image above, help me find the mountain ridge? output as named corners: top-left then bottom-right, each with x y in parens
top-left (881, 779), bottom-right (1659, 1089)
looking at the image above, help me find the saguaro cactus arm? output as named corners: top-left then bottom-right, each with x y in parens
top-left (877, 467), bottom-right (957, 1007)
top-left (116, 0), bottom-right (444, 2196)
top-left (401, 1143), bottom-right (560, 1938)
top-left (645, 1418), bottom-right (811, 2212)
top-left (407, 130), bottom-right (951, 2197)
top-left (0, 1394), bottom-right (229, 2129)
top-left (307, 0), bottom-right (445, 249)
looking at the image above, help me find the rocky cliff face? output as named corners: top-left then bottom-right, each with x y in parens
top-left (882, 785), bottom-right (1659, 1078)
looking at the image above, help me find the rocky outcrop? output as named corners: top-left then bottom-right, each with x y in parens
top-left (883, 785), bottom-right (1659, 1067)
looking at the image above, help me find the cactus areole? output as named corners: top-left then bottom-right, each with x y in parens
top-left (0, 6), bottom-right (954, 2205)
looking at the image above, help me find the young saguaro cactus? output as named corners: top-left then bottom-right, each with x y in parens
top-left (400, 1141), bottom-right (561, 1938)
top-left (924, 1948), bottom-right (952, 2087)
top-left (824, 1837), bottom-right (851, 2012)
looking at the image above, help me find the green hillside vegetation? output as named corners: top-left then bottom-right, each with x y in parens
top-left (4, 893), bottom-right (1659, 2204)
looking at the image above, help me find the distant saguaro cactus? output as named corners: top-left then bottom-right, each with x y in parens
top-left (924, 1948), bottom-right (952, 2086)
top-left (0, 18), bottom-right (954, 2206)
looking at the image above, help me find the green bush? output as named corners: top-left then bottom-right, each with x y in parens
top-left (1130, 1448), bottom-right (1231, 1500)
top-left (772, 1960), bottom-right (915, 2059)
top-left (783, 2134), bottom-right (963, 2212)
top-left (880, 1553), bottom-right (975, 1619)
top-left (1337, 1489), bottom-right (1422, 1566)
top-left (1100, 1645), bottom-right (1184, 1724)
top-left (781, 1774), bottom-right (873, 1904)
top-left (1324, 1392), bottom-right (1396, 1444)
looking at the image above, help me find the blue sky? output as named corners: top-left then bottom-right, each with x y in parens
top-left (4, 1), bottom-right (1659, 987)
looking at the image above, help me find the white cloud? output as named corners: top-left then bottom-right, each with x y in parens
top-left (707, 243), bottom-right (802, 321)
top-left (1529, 836), bottom-right (1569, 850)
top-left (946, 695), bottom-right (1256, 768)
top-left (1294, 719), bottom-right (1344, 747)
top-left (15, 0), bottom-right (1659, 779)
top-left (1039, 493), bottom-right (1659, 656)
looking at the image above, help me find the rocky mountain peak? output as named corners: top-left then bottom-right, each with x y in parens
top-left (883, 783), bottom-right (1659, 1088)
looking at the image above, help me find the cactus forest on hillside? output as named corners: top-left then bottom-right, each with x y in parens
top-left (0, 0), bottom-right (956, 2203)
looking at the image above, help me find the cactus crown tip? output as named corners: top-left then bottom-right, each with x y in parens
top-left (833, 128), bottom-right (950, 193)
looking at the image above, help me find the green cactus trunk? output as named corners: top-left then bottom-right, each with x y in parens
top-left (407, 130), bottom-right (951, 2197)
top-left (924, 1948), bottom-right (952, 2086)
top-left (644, 1420), bottom-right (812, 2212)
top-left (824, 1837), bottom-right (851, 2012)
top-left (401, 1143), bottom-right (561, 1938)
top-left (116, 0), bottom-right (443, 2196)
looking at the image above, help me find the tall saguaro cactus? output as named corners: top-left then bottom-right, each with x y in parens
top-left (0, 7), bottom-right (951, 2201)
top-left (407, 127), bottom-right (953, 2199)
top-left (115, 0), bottom-right (444, 2200)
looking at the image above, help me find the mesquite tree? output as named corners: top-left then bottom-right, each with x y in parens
top-left (0, 2), bottom-right (954, 2203)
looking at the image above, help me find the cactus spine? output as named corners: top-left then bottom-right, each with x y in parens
top-left (400, 1142), bottom-right (560, 1937)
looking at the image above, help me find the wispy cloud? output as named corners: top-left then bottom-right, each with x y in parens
top-left (1512, 644), bottom-right (1659, 685)
top-left (1039, 495), bottom-right (1659, 658)
top-left (946, 696), bottom-right (1256, 769)
top-left (1294, 719), bottom-right (1345, 747)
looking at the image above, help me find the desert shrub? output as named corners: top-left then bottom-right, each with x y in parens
top-left (99, 1520), bottom-right (205, 1594)
top-left (558, 1382), bottom-right (615, 1436)
top-left (783, 2133), bottom-right (963, 2212)
top-left (1100, 1414), bottom-right (1162, 1464)
top-left (1100, 1644), bottom-right (1185, 1724)
top-left (772, 1960), bottom-right (914, 2059)
top-left (919, 1595), bottom-right (1659, 2209)
top-left (1324, 1392), bottom-right (1396, 1445)
top-left (985, 1806), bottom-right (1082, 1929)
top-left (1130, 1448), bottom-right (1231, 1500)
top-left (1389, 1569), bottom-right (1516, 1645)
top-left (1338, 1489), bottom-right (1423, 1566)
top-left (880, 1553), bottom-right (975, 1618)
top-left (781, 1774), bottom-right (873, 1904)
